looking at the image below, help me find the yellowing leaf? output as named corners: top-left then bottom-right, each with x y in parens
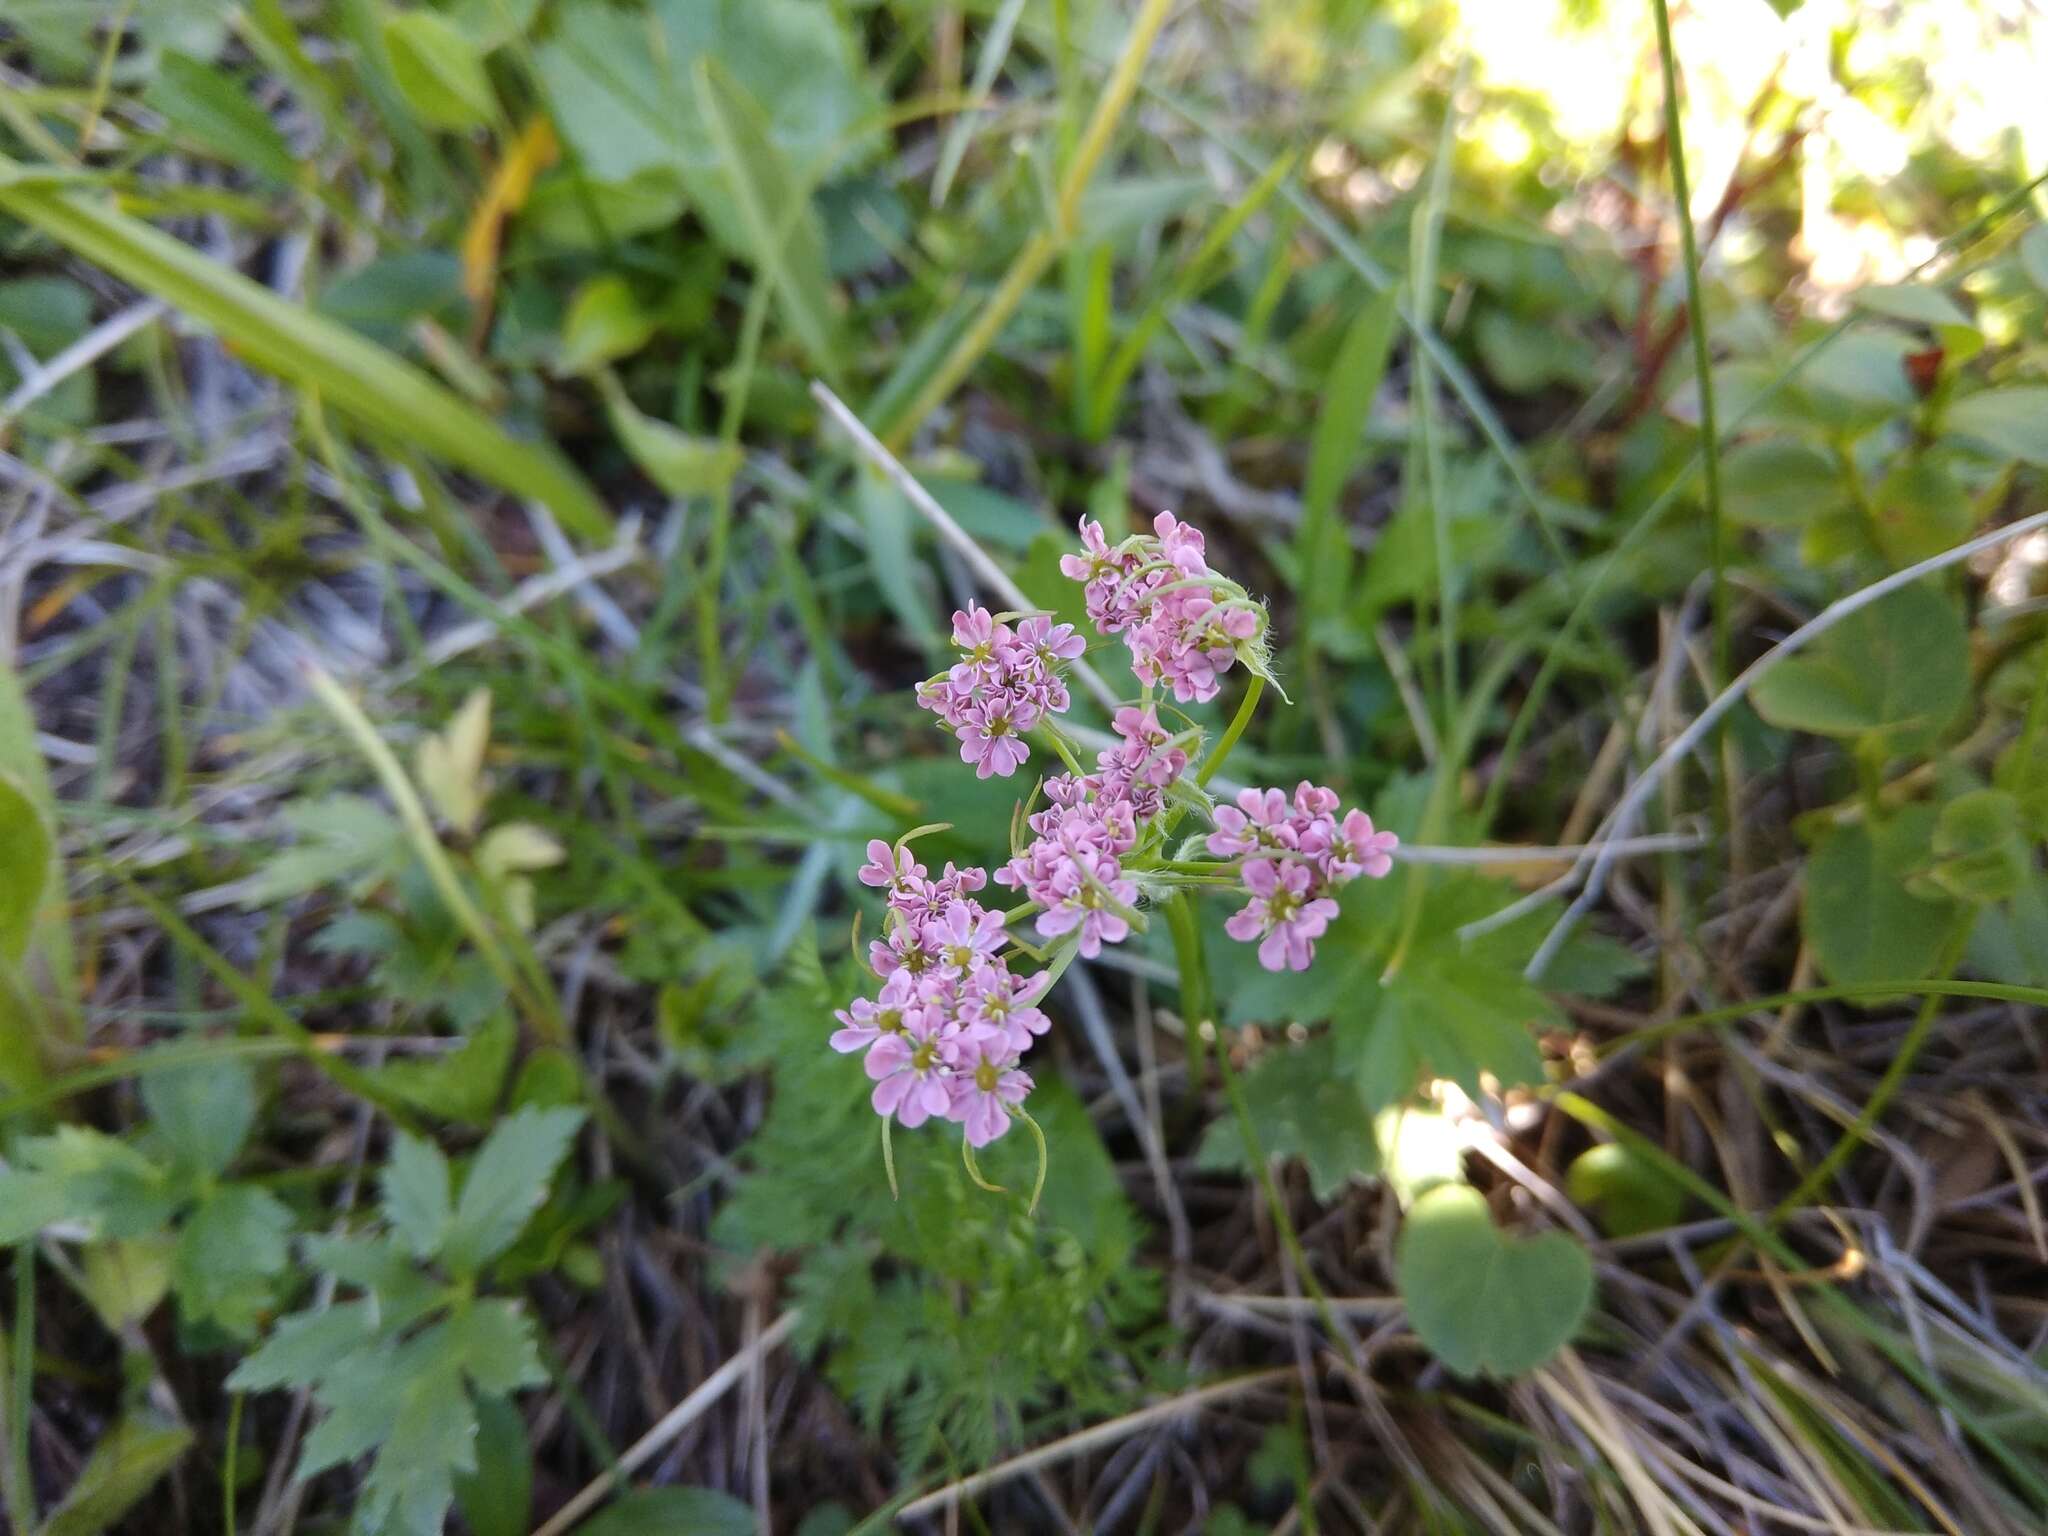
top-left (417, 689), bottom-right (491, 837)
top-left (478, 823), bottom-right (565, 879)
top-left (461, 115), bottom-right (558, 314)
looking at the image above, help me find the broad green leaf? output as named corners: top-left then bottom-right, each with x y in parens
top-left (316, 251), bottom-right (465, 346)
top-left (1719, 437), bottom-right (1845, 529)
top-left (171, 1184), bottom-right (293, 1337)
top-left (853, 476), bottom-right (942, 653)
top-left (143, 52), bottom-right (298, 184)
top-left (1870, 453), bottom-right (1973, 567)
top-left (0, 275), bottom-right (92, 353)
top-left (1298, 288), bottom-right (1398, 640)
top-left (1395, 1185), bottom-right (1592, 1377)
top-left (384, 1133), bottom-right (454, 1259)
top-left (383, 11), bottom-right (495, 130)
top-left (77, 1236), bottom-right (174, 1329)
top-left (580, 1488), bottom-right (757, 1536)
top-left (1945, 386), bottom-right (2048, 466)
top-left (13, 1126), bottom-right (179, 1238)
top-left (0, 168), bottom-right (611, 537)
top-left (1750, 585), bottom-right (1968, 753)
top-left (441, 1104), bottom-right (585, 1275)
top-left (140, 1056), bottom-right (256, 1178)
top-left (1195, 1036), bottom-right (1381, 1200)
top-left (1923, 788), bottom-right (2030, 905)
top-left (1566, 1143), bottom-right (1684, 1237)
top-left (558, 275), bottom-right (656, 375)
top-left (693, 57), bottom-right (846, 381)
top-left (596, 372), bottom-right (742, 498)
top-left (1804, 806), bottom-right (1966, 989)
top-left (0, 770), bottom-right (52, 965)
top-left (447, 0), bottom-right (543, 47)
top-left (453, 1394), bottom-right (532, 1536)
top-left (227, 1299), bottom-right (381, 1392)
top-left (41, 1416), bottom-right (193, 1536)
top-left (1853, 282), bottom-right (1978, 347)
top-left (1343, 947), bottom-right (1552, 1112)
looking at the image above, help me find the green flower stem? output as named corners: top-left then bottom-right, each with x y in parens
top-left (1198, 675), bottom-right (1265, 787)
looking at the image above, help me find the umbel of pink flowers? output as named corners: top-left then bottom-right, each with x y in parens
top-left (832, 513), bottom-right (1397, 1164)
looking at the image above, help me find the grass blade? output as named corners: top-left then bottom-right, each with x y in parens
top-left (0, 164), bottom-right (611, 538)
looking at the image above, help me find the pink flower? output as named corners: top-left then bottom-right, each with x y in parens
top-left (947, 1040), bottom-right (1033, 1147)
top-left (1325, 809), bottom-right (1398, 881)
top-left (866, 1010), bottom-right (956, 1128)
top-left (830, 972), bottom-right (925, 1053)
top-left (1225, 859), bottom-right (1340, 972)
top-left (957, 698), bottom-right (1033, 779)
top-left (869, 920), bottom-right (937, 980)
top-left (858, 838), bottom-right (924, 890)
top-left (1036, 859), bottom-right (1137, 958)
top-left (1058, 517), bottom-right (1118, 584)
top-left (1207, 787), bottom-right (1294, 857)
top-left (957, 966), bottom-right (1052, 1054)
top-left (929, 900), bottom-right (1008, 977)
top-left (1016, 615), bottom-right (1085, 673)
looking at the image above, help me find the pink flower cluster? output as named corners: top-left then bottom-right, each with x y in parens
top-left (915, 605), bottom-right (1084, 779)
top-left (1059, 512), bottom-right (1263, 704)
top-left (994, 706), bottom-right (1185, 958)
top-left (1208, 783), bottom-right (1400, 972)
top-left (831, 841), bottom-right (1044, 1145)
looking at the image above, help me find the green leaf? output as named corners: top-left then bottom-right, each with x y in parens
top-left (1395, 1185), bottom-right (1592, 1377)
top-left (453, 1394), bottom-right (532, 1536)
top-left (1719, 437), bottom-right (1846, 529)
top-left (77, 1236), bottom-right (174, 1329)
top-left (596, 371), bottom-right (742, 498)
top-left (1298, 288), bottom-right (1398, 640)
top-left (0, 169), bottom-right (612, 537)
top-left (40, 1416), bottom-right (193, 1536)
top-left (443, 1298), bottom-right (547, 1396)
top-left (440, 1104), bottom-right (585, 1275)
top-left (693, 57), bottom-right (846, 382)
top-left (580, 1488), bottom-right (757, 1536)
top-left (171, 1184), bottom-right (293, 1337)
top-left (1946, 387), bottom-right (2048, 466)
top-left (2020, 226), bottom-right (2048, 297)
top-left (1196, 1036), bottom-right (1381, 1200)
top-left (384, 1133), bottom-right (454, 1259)
top-left (383, 11), bottom-right (495, 131)
top-left (1750, 585), bottom-right (1968, 753)
top-left (0, 770), bottom-right (52, 966)
top-left (1870, 453), bottom-right (1974, 567)
top-left (12, 1126), bottom-right (179, 1238)
top-left (242, 795), bottom-right (407, 905)
top-left (140, 1055), bottom-right (255, 1178)
top-left (1923, 788), bottom-right (2030, 905)
top-left (227, 1299), bottom-right (381, 1392)
top-left (559, 276), bottom-right (657, 375)
top-left (1804, 807), bottom-right (1966, 989)
top-left (1566, 1142), bottom-right (1684, 1237)
top-left (1341, 946), bottom-right (1553, 1112)
top-left (143, 52), bottom-right (298, 184)
top-left (356, 1338), bottom-right (477, 1536)
top-left (316, 251), bottom-right (467, 346)
top-left (370, 1011), bottom-right (516, 1126)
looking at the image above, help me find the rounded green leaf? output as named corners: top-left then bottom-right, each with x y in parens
top-left (1750, 584), bottom-right (1968, 753)
top-left (1720, 437), bottom-right (1846, 529)
top-left (1946, 386), bottom-right (2048, 467)
top-left (383, 11), bottom-right (495, 131)
top-left (1396, 1185), bottom-right (1593, 1378)
top-left (558, 276), bottom-right (656, 376)
top-left (1566, 1142), bottom-right (1684, 1237)
top-left (1804, 806), bottom-right (1966, 988)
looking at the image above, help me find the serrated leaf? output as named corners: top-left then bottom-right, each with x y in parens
top-left (1946, 386), bottom-right (2048, 466)
top-left (693, 56), bottom-right (845, 381)
top-left (384, 1133), bottom-right (454, 1259)
top-left (14, 1126), bottom-right (179, 1238)
top-left (384, 11), bottom-right (495, 130)
top-left (1195, 1036), bottom-right (1380, 1200)
top-left (441, 1105), bottom-right (586, 1276)
top-left (171, 1184), bottom-right (293, 1337)
top-left (1341, 946), bottom-right (1553, 1112)
top-left (242, 795), bottom-right (407, 905)
top-left (1750, 585), bottom-right (1968, 753)
top-left (227, 1299), bottom-right (382, 1392)
top-left (417, 688), bottom-right (491, 837)
top-left (580, 1488), bottom-right (757, 1536)
top-left (1395, 1185), bottom-right (1592, 1377)
top-left (40, 1416), bottom-right (193, 1536)
top-left (370, 1012), bottom-right (516, 1126)
top-left (443, 1298), bottom-right (547, 1396)
top-left (140, 1055), bottom-right (255, 1178)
